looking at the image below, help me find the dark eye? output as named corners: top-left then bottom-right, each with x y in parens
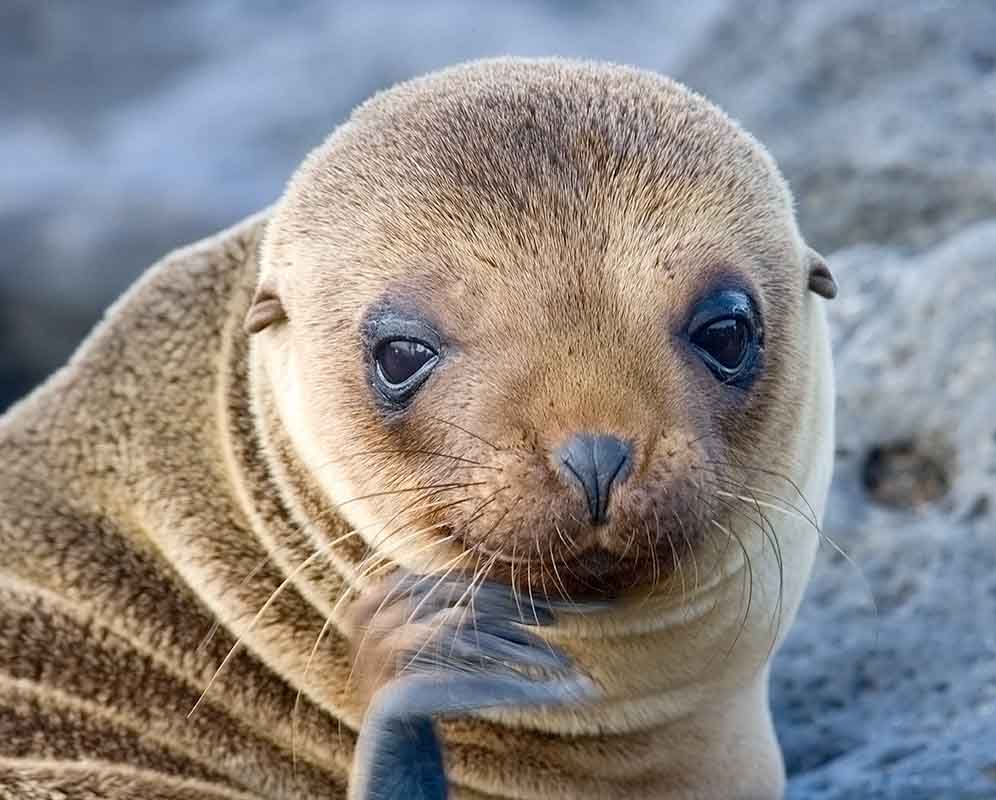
top-left (374, 338), bottom-right (439, 399)
top-left (687, 290), bottom-right (760, 383)
top-left (691, 317), bottom-right (750, 370)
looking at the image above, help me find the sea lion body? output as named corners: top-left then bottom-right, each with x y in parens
top-left (0, 59), bottom-right (835, 799)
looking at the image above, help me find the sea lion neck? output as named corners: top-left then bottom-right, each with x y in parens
top-left (220, 244), bottom-right (366, 643)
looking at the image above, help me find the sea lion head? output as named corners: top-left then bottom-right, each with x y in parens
top-left (248, 58), bottom-right (835, 611)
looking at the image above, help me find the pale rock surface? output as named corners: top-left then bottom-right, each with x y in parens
top-left (775, 223), bottom-right (996, 798)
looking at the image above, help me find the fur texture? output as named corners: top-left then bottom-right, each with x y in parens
top-left (0, 59), bottom-right (835, 799)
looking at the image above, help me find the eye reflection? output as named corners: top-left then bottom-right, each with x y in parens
top-left (686, 290), bottom-right (760, 384)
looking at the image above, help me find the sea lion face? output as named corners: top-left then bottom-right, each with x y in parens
top-left (257, 60), bottom-right (827, 601)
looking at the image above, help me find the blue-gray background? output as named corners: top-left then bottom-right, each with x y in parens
top-left (4, 2), bottom-right (996, 797)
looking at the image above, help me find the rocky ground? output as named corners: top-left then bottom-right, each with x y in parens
top-left (3, 1), bottom-right (994, 796)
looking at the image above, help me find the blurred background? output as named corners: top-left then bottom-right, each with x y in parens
top-left (3, 1), bottom-right (996, 797)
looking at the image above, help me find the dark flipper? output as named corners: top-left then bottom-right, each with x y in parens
top-left (349, 712), bottom-right (447, 800)
top-left (346, 577), bottom-right (600, 800)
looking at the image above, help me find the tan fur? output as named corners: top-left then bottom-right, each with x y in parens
top-left (0, 59), bottom-right (834, 799)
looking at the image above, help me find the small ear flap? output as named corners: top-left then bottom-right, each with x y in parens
top-left (245, 276), bottom-right (286, 334)
top-left (807, 249), bottom-right (837, 300)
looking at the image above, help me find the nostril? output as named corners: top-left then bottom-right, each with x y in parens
top-left (591, 436), bottom-right (632, 502)
top-left (556, 434), bottom-right (633, 524)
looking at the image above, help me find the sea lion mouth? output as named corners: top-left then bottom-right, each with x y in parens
top-left (448, 529), bottom-right (685, 602)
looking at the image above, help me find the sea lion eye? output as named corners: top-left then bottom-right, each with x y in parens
top-left (693, 317), bottom-right (750, 370)
top-left (374, 338), bottom-right (439, 400)
top-left (687, 290), bottom-right (760, 383)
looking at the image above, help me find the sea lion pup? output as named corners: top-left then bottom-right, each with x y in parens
top-left (0, 58), bottom-right (836, 800)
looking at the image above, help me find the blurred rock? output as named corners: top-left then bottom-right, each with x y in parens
top-left (683, 0), bottom-right (996, 254)
top-left (773, 221), bottom-right (996, 798)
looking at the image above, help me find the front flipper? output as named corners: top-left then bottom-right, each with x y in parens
top-left (345, 575), bottom-right (599, 800)
top-left (348, 710), bottom-right (446, 800)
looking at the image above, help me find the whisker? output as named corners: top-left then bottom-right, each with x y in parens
top-left (201, 491), bottom-right (443, 704)
top-left (295, 528), bottom-right (461, 767)
top-left (509, 535), bottom-right (525, 622)
top-left (447, 544), bottom-right (504, 665)
top-left (197, 486), bottom-right (427, 654)
top-left (189, 538), bottom-right (342, 718)
top-left (468, 548), bottom-right (493, 658)
top-left (364, 548), bottom-right (474, 693)
top-left (710, 519), bottom-right (754, 659)
top-left (659, 510), bottom-right (686, 602)
top-left (334, 487), bottom-right (471, 602)
top-left (196, 551), bottom-right (273, 654)
top-left (553, 521), bottom-right (582, 558)
top-left (715, 478), bottom-right (863, 606)
top-left (537, 542), bottom-right (553, 608)
top-left (426, 415), bottom-right (504, 452)
top-left (338, 448), bottom-right (493, 467)
top-left (716, 490), bottom-right (812, 529)
top-left (547, 535), bottom-right (577, 611)
top-left (524, 540), bottom-right (562, 661)
top-left (713, 494), bottom-right (785, 652)
top-left (206, 484), bottom-right (470, 759)
top-left (351, 546), bottom-right (468, 682)
top-left (404, 550), bottom-right (484, 674)
top-left (710, 473), bottom-right (819, 533)
top-left (333, 537), bottom-right (459, 742)
top-left (358, 485), bottom-right (512, 668)
top-left (526, 540), bottom-right (542, 626)
top-left (711, 483), bottom-right (876, 623)
top-left (704, 458), bottom-right (820, 530)
top-left (287, 484), bottom-right (479, 756)
top-left (334, 481), bottom-right (489, 510)
top-left (613, 524), bottom-right (638, 568)
top-left (637, 523), bottom-right (660, 608)
top-left (709, 459), bottom-right (877, 633)
top-left (554, 523), bottom-right (601, 592)
top-left (671, 509), bottom-right (698, 597)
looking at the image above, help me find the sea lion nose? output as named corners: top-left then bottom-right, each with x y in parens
top-left (556, 434), bottom-right (633, 525)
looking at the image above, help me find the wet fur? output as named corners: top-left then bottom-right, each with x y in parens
top-left (0, 59), bottom-right (835, 799)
